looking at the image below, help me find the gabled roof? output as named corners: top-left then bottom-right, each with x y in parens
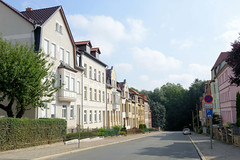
top-left (75, 41), bottom-right (92, 48)
top-left (211, 52), bottom-right (229, 71)
top-left (21, 6), bottom-right (60, 25)
top-left (91, 47), bottom-right (101, 54)
top-left (129, 88), bottom-right (139, 95)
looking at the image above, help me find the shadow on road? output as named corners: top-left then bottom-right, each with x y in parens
top-left (137, 142), bottom-right (200, 159)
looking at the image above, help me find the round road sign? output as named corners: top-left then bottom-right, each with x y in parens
top-left (204, 95), bottom-right (213, 103)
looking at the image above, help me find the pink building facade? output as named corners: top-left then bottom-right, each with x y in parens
top-left (218, 66), bottom-right (240, 124)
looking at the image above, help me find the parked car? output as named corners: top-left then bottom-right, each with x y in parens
top-left (183, 128), bottom-right (191, 135)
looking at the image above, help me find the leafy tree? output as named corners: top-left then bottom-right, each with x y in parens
top-left (226, 36), bottom-right (240, 86)
top-left (150, 101), bottom-right (166, 129)
top-left (0, 36), bottom-right (59, 118)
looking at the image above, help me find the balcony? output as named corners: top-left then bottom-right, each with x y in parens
top-left (58, 89), bottom-right (76, 102)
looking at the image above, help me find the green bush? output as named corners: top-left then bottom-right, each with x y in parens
top-left (120, 131), bottom-right (127, 136)
top-left (112, 125), bottom-right (121, 135)
top-left (139, 124), bottom-right (147, 129)
top-left (0, 118), bottom-right (66, 151)
top-left (97, 128), bottom-right (119, 137)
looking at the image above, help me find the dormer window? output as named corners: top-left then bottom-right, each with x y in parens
top-left (86, 44), bottom-right (90, 53)
top-left (96, 51), bottom-right (99, 59)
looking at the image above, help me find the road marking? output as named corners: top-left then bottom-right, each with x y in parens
top-left (189, 135), bottom-right (207, 160)
top-left (33, 132), bottom-right (160, 160)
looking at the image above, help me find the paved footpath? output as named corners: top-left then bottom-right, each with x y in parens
top-left (0, 132), bottom-right (161, 160)
top-left (190, 132), bottom-right (240, 160)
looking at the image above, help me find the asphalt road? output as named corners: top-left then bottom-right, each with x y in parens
top-left (49, 132), bottom-right (200, 160)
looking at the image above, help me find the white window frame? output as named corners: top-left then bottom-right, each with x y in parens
top-left (51, 43), bottom-right (56, 58)
top-left (98, 71), bottom-right (101, 82)
top-left (89, 66), bottom-right (92, 79)
top-left (62, 105), bottom-right (67, 119)
top-left (84, 86), bottom-right (87, 99)
top-left (90, 88), bottom-right (92, 100)
top-left (102, 73), bottom-right (104, 84)
top-left (66, 51), bottom-right (70, 65)
top-left (94, 110), bottom-right (97, 123)
top-left (103, 91), bottom-right (105, 102)
top-left (70, 105), bottom-right (74, 120)
top-left (89, 110), bottom-right (92, 123)
top-left (70, 77), bottom-right (75, 92)
top-left (84, 64), bottom-right (87, 77)
top-left (44, 39), bottom-right (49, 55)
top-left (51, 104), bottom-right (56, 118)
top-left (60, 48), bottom-right (64, 62)
top-left (94, 89), bottom-right (97, 101)
top-left (94, 69), bottom-right (97, 80)
top-left (65, 76), bottom-right (70, 90)
top-left (99, 90), bottom-right (101, 102)
top-left (99, 111), bottom-right (101, 122)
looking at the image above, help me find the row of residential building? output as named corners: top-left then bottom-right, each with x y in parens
top-left (0, 0), bottom-right (152, 132)
top-left (199, 52), bottom-right (239, 126)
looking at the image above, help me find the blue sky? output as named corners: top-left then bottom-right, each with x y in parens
top-left (4, 0), bottom-right (240, 90)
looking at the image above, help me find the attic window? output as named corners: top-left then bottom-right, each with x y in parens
top-left (56, 22), bottom-right (62, 34)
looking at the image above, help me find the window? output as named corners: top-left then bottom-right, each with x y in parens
top-left (59, 75), bottom-right (62, 88)
top-left (62, 105), bottom-right (67, 119)
top-left (94, 110), bottom-right (97, 122)
top-left (70, 78), bottom-right (75, 91)
top-left (103, 91), bottom-right (105, 102)
top-left (60, 48), bottom-right (64, 62)
top-left (56, 22), bottom-right (62, 34)
top-left (51, 104), bottom-right (56, 118)
top-left (89, 66), bottom-right (92, 79)
top-left (84, 64), bottom-right (87, 77)
top-left (84, 110), bottom-right (87, 123)
top-left (66, 51), bottom-right (70, 64)
top-left (86, 45), bottom-right (90, 53)
top-left (99, 111), bottom-right (101, 122)
top-left (94, 69), bottom-right (97, 80)
top-left (94, 89), bottom-right (97, 101)
top-left (99, 90), bottom-right (101, 102)
top-left (70, 105), bottom-right (74, 119)
top-left (89, 110), bottom-right (92, 123)
top-left (84, 87), bottom-right (87, 99)
top-left (65, 76), bottom-right (69, 90)
top-left (102, 73), bottom-right (104, 84)
top-left (44, 39), bottom-right (49, 55)
top-left (41, 107), bottom-right (47, 118)
top-left (77, 81), bottom-right (80, 94)
top-left (76, 54), bottom-right (81, 67)
top-left (51, 43), bottom-right (56, 58)
top-left (90, 88), bottom-right (92, 100)
top-left (98, 71), bottom-right (101, 82)
top-left (107, 93), bottom-right (109, 103)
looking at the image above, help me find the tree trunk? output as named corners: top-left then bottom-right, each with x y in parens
top-left (16, 106), bottom-right (25, 118)
top-left (0, 98), bottom-right (14, 117)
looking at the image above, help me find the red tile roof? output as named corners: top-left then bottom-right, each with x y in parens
top-left (75, 41), bottom-right (92, 48)
top-left (139, 94), bottom-right (148, 101)
top-left (211, 52), bottom-right (229, 71)
top-left (91, 48), bottom-right (101, 54)
top-left (129, 88), bottom-right (139, 95)
top-left (21, 6), bottom-right (60, 25)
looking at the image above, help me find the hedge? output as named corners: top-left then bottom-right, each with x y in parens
top-left (0, 118), bottom-right (66, 151)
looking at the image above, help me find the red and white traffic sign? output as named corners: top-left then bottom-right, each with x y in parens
top-left (204, 95), bottom-right (213, 103)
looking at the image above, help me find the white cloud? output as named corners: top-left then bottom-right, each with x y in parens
top-left (67, 14), bottom-right (147, 55)
top-left (131, 47), bottom-right (182, 71)
top-left (216, 18), bottom-right (240, 49)
top-left (170, 38), bottom-right (193, 50)
top-left (188, 64), bottom-right (211, 80)
top-left (114, 63), bottom-right (133, 75)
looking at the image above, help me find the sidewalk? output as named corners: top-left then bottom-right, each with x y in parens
top-left (190, 132), bottom-right (240, 160)
top-left (0, 131), bottom-right (160, 160)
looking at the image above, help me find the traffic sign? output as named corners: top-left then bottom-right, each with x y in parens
top-left (206, 108), bottom-right (213, 118)
top-left (204, 95), bottom-right (213, 103)
top-left (204, 103), bottom-right (213, 109)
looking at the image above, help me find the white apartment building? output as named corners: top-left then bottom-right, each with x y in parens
top-left (0, 1), bottom-right (84, 132)
top-left (75, 41), bottom-right (107, 129)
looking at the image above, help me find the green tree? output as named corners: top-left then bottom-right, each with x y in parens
top-left (150, 101), bottom-right (166, 129)
top-left (226, 36), bottom-right (240, 86)
top-left (0, 36), bottom-right (59, 118)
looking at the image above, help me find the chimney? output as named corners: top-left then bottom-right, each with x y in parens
top-left (26, 8), bottom-right (33, 11)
